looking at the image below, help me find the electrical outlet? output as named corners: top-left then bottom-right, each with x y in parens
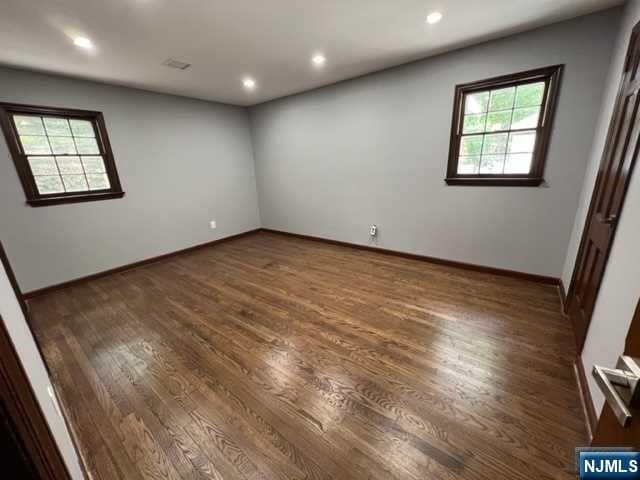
top-left (370, 224), bottom-right (377, 236)
top-left (210, 220), bottom-right (217, 229)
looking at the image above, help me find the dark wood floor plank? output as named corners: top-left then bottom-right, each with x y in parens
top-left (76, 285), bottom-right (233, 480)
top-left (28, 231), bottom-right (586, 480)
top-left (133, 278), bottom-right (395, 480)
top-left (138, 272), bottom-right (472, 479)
top-left (48, 326), bottom-right (143, 480)
top-left (162, 255), bottom-right (583, 447)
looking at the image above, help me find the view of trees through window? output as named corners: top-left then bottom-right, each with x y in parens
top-left (457, 81), bottom-right (545, 175)
top-left (12, 114), bottom-right (110, 195)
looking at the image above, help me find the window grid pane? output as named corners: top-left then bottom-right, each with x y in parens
top-left (69, 119), bottom-right (96, 137)
top-left (515, 82), bottom-right (545, 108)
top-left (457, 129), bottom-right (538, 175)
top-left (20, 135), bottom-right (52, 155)
top-left (479, 154), bottom-right (506, 174)
top-left (28, 156), bottom-right (58, 175)
top-left (464, 91), bottom-right (490, 114)
top-left (14, 114), bottom-right (100, 156)
top-left (81, 156), bottom-right (106, 173)
top-left (511, 107), bottom-right (541, 130)
top-left (56, 156), bottom-right (84, 174)
top-left (14, 116), bottom-right (45, 135)
top-left (458, 80), bottom-right (545, 175)
top-left (61, 174), bottom-right (89, 192)
top-left (74, 137), bottom-right (100, 154)
top-left (43, 117), bottom-right (72, 136)
top-left (508, 130), bottom-right (537, 154)
top-left (462, 113), bottom-right (487, 134)
top-left (13, 114), bottom-right (110, 196)
top-left (457, 156), bottom-right (481, 174)
top-left (49, 136), bottom-right (77, 154)
top-left (86, 173), bottom-right (111, 190)
top-left (504, 153), bottom-right (533, 174)
top-left (488, 87), bottom-right (515, 112)
top-left (34, 175), bottom-right (64, 194)
top-left (27, 154), bottom-right (108, 195)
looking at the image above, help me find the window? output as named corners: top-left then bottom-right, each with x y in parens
top-left (445, 65), bottom-right (563, 186)
top-left (0, 103), bottom-right (124, 206)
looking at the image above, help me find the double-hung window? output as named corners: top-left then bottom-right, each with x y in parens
top-left (0, 103), bottom-right (124, 206)
top-left (445, 65), bottom-right (563, 186)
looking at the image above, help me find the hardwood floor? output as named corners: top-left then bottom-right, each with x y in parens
top-left (28, 231), bottom-right (586, 480)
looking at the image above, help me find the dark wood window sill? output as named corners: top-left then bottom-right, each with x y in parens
top-left (26, 191), bottom-right (125, 207)
top-left (445, 177), bottom-right (544, 187)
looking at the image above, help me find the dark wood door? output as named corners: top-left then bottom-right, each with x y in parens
top-left (592, 299), bottom-right (640, 446)
top-left (0, 400), bottom-right (38, 479)
top-left (567, 21), bottom-right (640, 352)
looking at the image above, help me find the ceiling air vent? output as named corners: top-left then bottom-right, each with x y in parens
top-left (162, 58), bottom-right (191, 70)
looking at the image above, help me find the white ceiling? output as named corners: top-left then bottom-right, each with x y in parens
top-left (0, 0), bottom-right (623, 106)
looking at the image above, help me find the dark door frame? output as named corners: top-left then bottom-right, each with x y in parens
top-left (566, 20), bottom-right (640, 352)
top-left (0, 242), bottom-right (74, 480)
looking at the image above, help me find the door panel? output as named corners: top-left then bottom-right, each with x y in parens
top-left (567, 22), bottom-right (640, 352)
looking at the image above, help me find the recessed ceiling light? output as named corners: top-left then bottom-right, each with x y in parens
top-left (73, 36), bottom-right (93, 49)
top-left (426, 11), bottom-right (443, 24)
top-left (311, 54), bottom-right (326, 67)
top-left (242, 77), bottom-right (256, 90)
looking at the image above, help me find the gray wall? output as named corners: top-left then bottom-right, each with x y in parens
top-left (563, 0), bottom-right (640, 417)
top-left (0, 68), bottom-right (261, 292)
top-left (249, 9), bottom-right (620, 278)
top-left (0, 8), bottom-right (623, 292)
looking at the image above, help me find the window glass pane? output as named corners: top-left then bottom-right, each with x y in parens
top-left (20, 135), bottom-right (51, 155)
top-left (6, 108), bottom-right (118, 200)
top-left (28, 156), bottom-right (58, 175)
top-left (457, 156), bottom-right (480, 174)
top-left (450, 69), bottom-right (559, 181)
top-left (482, 133), bottom-right (508, 154)
top-left (515, 82), bottom-right (545, 108)
top-left (43, 117), bottom-right (72, 136)
top-left (511, 107), bottom-right (540, 129)
top-left (488, 87), bottom-right (515, 111)
top-left (460, 135), bottom-right (483, 156)
top-left (508, 131), bottom-right (537, 153)
top-left (34, 175), bottom-right (64, 194)
top-left (504, 154), bottom-right (533, 174)
top-left (479, 155), bottom-right (505, 173)
top-left (75, 137), bottom-right (100, 154)
top-left (14, 115), bottom-right (45, 135)
top-left (49, 136), bottom-right (77, 154)
top-left (462, 114), bottom-right (486, 134)
top-left (61, 174), bottom-right (89, 192)
top-left (464, 91), bottom-right (489, 114)
top-left (81, 156), bottom-right (106, 173)
top-left (485, 111), bottom-right (512, 132)
top-left (56, 156), bottom-right (83, 174)
top-left (70, 119), bottom-right (95, 137)
top-left (86, 173), bottom-right (110, 190)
